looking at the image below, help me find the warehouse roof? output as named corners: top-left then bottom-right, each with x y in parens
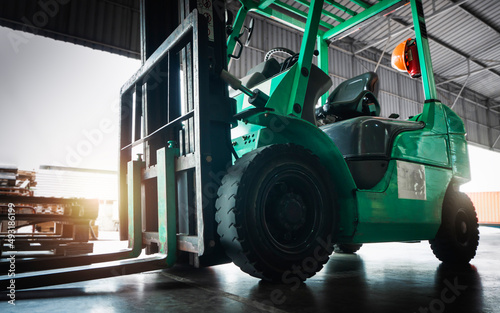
top-left (0, 0), bottom-right (498, 130)
top-left (0, 0), bottom-right (140, 59)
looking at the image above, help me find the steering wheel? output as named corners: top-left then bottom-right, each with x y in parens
top-left (264, 47), bottom-right (299, 72)
top-left (244, 18), bottom-right (254, 46)
top-left (264, 47), bottom-right (296, 61)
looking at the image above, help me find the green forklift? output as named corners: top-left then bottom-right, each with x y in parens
top-left (1, 0), bottom-right (479, 288)
top-left (216, 0), bottom-right (479, 282)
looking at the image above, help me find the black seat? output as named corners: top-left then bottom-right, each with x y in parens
top-left (316, 72), bottom-right (380, 121)
top-left (321, 117), bottom-right (424, 189)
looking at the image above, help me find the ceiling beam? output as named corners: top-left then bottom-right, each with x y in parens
top-left (436, 63), bottom-right (500, 86)
top-left (449, 0), bottom-right (500, 36)
top-left (448, 0), bottom-right (500, 79)
top-left (353, 0), bottom-right (500, 103)
top-left (369, 12), bottom-right (500, 101)
top-left (354, 0), bottom-right (469, 54)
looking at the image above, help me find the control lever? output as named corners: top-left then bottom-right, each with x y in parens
top-left (220, 70), bottom-right (269, 108)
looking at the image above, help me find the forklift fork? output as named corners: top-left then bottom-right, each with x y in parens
top-left (0, 9), bottom-right (223, 290)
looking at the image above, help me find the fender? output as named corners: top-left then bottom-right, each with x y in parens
top-left (240, 112), bottom-right (359, 238)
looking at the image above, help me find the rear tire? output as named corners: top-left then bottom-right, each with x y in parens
top-left (215, 144), bottom-right (337, 282)
top-left (430, 190), bottom-right (479, 264)
top-left (334, 243), bottom-right (362, 254)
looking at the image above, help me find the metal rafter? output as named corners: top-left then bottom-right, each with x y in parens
top-left (349, 0), bottom-right (370, 9)
top-left (436, 63), bottom-right (500, 86)
top-left (490, 93), bottom-right (500, 101)
top-left (353, 0), bottom-right (469, 54)
top-left (324, 0), bottom-right (357, 16)
top-left (450, 0), bottom-right (500, 37)
top-left (362, 8), bottom-right (500, 101)
top-left (294, 0), bottom-right (345, 22)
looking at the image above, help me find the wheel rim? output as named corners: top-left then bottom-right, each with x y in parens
top-left (258, 166), bottom-right (323, 255)
top-left (455, 209), bottom-right (470, 246)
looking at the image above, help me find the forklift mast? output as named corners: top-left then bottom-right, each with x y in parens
top-left (118, 0), bottom-right (233, 266)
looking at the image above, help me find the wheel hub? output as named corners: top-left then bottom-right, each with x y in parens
top-left (455, 210), bottom-right (469, 245)
top-left (460, 221), bottom-right (467, 234)
top-left (277, 193), bottom-right (307, 231)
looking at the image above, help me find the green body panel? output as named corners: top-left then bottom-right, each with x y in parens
top-left (233, 69), bottom-right (288, 115)
top-left (448, 135), bottom-right (470, 184)
top-left (443, 105), bottom-right (471, 183)
top-left (444, 105), bottom-right (467, 134)
top-left (391, 131), bottom-right (450, 167)
top-left (228, 0), bottom-right (471, 245)
top-left (350, 161), bottom-right (452, 243)
top-left (231, 70), bottom-right (289, 157)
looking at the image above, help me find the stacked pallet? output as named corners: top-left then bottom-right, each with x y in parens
top-left (0, 166), bottom-right (36, 196)
top-left (0, 166), bottom-right (99, 257)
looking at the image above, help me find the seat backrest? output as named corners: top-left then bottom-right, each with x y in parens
top-left (328, 72), bottom-right (379, 104)
top-left (319, 72), bottom-right (380, 120)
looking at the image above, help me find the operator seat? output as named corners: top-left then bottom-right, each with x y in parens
top-left (316, 72), bottom-right (380, 121)
top-left (316, 72), bottom-right (426, 189)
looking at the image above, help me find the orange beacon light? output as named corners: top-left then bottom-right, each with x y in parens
top-left (391, 38), bottom-right (421, 78)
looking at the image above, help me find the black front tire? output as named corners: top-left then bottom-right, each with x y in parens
top-left (430, 190), bottom-right (479, 264)
top-left (215, 144), bottom-right (337, 282)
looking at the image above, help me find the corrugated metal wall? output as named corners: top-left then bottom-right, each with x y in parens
top-left (35, 168), bottom-right (117, 200)
top-left (467, 192), bottom-right (500, 225)
top-left (228, 12), bottom-right (498, 144)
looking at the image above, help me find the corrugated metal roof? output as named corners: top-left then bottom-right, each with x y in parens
top-left (342, 0), bottom-right (500, 106)
top-left (0, 0), bottom-right (497, 102)
top-left (225, 0), bottom-right (500, 151)
top-left (0, 0), bottom-right (140, 59)
top-left (240, 1), bottom-right (500, 109)
top-left (0, 0), bottom-right (499, 149)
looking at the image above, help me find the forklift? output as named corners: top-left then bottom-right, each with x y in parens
top-left (2, 0), bottom-right (479, 288)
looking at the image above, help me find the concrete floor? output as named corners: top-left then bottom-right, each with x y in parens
top-left (3, 226), bottom-right (499, 313)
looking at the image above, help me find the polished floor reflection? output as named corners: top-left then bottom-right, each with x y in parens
top-left (6, 226), bottom-right (499, 313)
